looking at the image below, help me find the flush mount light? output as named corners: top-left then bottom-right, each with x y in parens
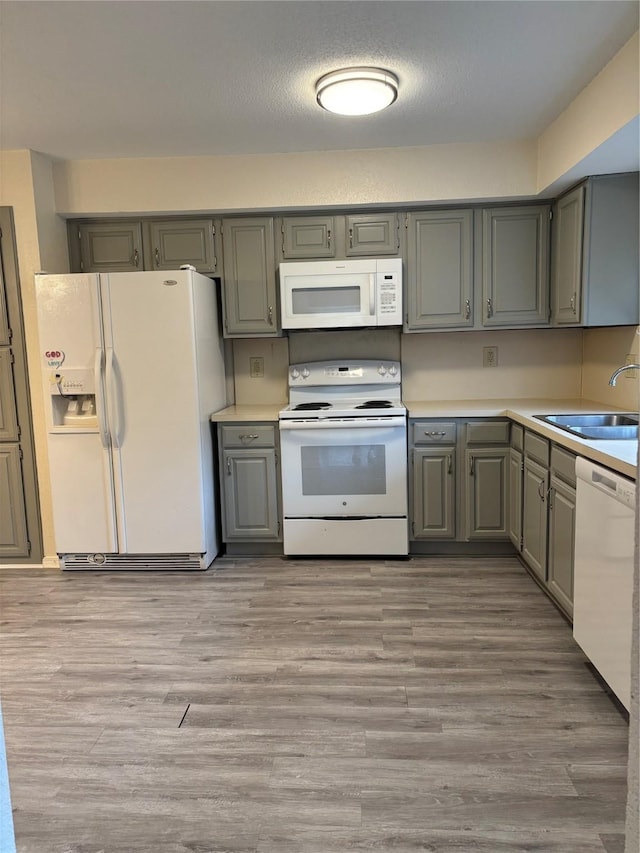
top-left (315, 67), bottom-right (399, 116)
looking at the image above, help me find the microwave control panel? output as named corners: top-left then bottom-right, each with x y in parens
top-left (376, 269), bottom-right (402, 324)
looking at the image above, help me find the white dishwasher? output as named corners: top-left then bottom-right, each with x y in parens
top-left (573, 456), bottom-right (636, 711)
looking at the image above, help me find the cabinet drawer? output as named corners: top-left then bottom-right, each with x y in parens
top-left (550, 445), bottom-right (576, 486)
top-left (510, 423), bottom-right (524, 451)
top-left (524, 430), bottom-right (550, 466)
top-left (466, 421), bottom-right (510, 444)
top-left (412, 421), bottom-right (457, 444)
top-left (220, 425), bottom-right (276, 448)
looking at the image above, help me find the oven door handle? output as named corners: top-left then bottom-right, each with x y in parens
top-left (279, 417), bottom-right (406, 430)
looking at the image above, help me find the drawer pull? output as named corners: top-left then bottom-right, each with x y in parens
top-left (226, 457), bottom-right (231, 475)
top-left (425, 430), bottom-right (447, 437)
top-left (464, 299), bottom-right (471, 320)
top-left (239, 433), bottom-right (259, 441)
top-left (447, 454), bottom-right (453, 475)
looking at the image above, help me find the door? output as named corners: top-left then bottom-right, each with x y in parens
top-left (282, 216), bottom-right (335, 258)
top-left (482, 206), bottom-right (550, 326)
top-left (149, 219), bottom-right (220, 274)
top-left (222, 449), bottom-right (279, 539)
top-left (406, 210), bottom-right (473, 330)
top-left (522, 457), bottom-right (548, 581)
top-left (465, 448), bottom-right (509, 539)
top-left (412, 447), bottom-right (456, 539)
top-left (102, 270), bottom-right (205, 553)
top-left (547, 475), bottom-right (575, 617)
top-left (222, 218), bottom-right (278, 336)
top-left (508, 447), bottom-right (523, 550)
top-left (77, 222), bottom-right (143, 272)
top-left (551, 185), bottom-right (585, 325)
top-left (279, 419), bottom-right (407, 518)
top-left (346, 213), bottom-right (399, 256)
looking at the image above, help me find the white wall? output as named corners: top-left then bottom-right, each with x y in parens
top-left (581, 325), bottom-right (640, 410)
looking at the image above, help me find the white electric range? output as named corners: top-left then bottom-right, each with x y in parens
top-left (278, 360), bottom-right (408, 556)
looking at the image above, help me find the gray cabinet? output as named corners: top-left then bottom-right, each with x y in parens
top-left (552, 173), bottom-right (639, 326)
top-left (147, 219), bottom-right (222, 274)
top-left (221, 217), bottom-right (278, 337)
top-left (464, 447), bottom-right (509, 540)
top-left (547, 446), bottom-right (576, 617)
top-left (0, 444), bottom-right (29, 558)
top-left (410, 421), bottom-right (457, 541)
top-left (406, 210), bottom-right (473, 330)
top-left (346, 213), bottom-right (400, 256)
top-left (509, 447), bottom-right (523, 549)
top-left (74, 221), bottom-right (143, 272)
top-left (482, 206), bottom-right (550, 327)
top-left (218, 424), bottom-right (281, 541)
top-left (281, 216), bottom-right (335, 258)
top-left (522, 456), bottom-right (548, 582)
top-left (0, 350), bottom-right (19, 441)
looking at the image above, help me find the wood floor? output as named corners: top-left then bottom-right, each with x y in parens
top-left (0, 556), bottom-right (629, 853)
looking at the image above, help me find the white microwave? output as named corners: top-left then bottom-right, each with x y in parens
top-left (279, 258), bottom-right (402, 330)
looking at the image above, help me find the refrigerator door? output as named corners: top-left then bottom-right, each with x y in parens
top-left (101, 271), bottom-right (206, 553)
top-left (35, 274), bottom-right (117, 553)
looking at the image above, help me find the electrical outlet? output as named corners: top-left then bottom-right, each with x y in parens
top-left (624, 354), bottom-right (638, 379)
top-left (249, 357), bottom-right (264, 378)
top-left (483, 346), bottom-right (498, 368)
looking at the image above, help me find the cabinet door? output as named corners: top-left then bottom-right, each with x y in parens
top-left (221, 218), bottom-right (278, 336)
top-left (149, 219), bottom-right (220, 274)
top-left (78, 222), bottom-right (143, 272)
top-left (547, 475), bottom-right (575, 617)
top-left (346, 213), bottom-right (399, 256)
top-left (222, 448), bottom-right (280, 540)
top-left (411, 448), bottom-right (456, 539)
top-left (282, 216), bottom-right (335, 258)
top-left (522, 457), bottom-right (549, 581)
top-left (0, 350), bottom-right (18, 441)
top-left (464, 448), bottom-right (509, 540)
top-left (406, 210), bottom-right (473, 330)
top-left (0, 444), bottom-right (29, 557)
top-left (482, 206), bottom-right (550, 326)
top-left (508, 447), bottom-right (523, 550)
top-left (551, 185), bottom-right (585, 325)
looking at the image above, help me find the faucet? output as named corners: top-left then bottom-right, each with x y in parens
top-left (608, 364), bottom-right (640, 386)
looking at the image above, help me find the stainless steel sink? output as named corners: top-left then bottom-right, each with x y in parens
top-left (535, 413), bottom-right (639, 440)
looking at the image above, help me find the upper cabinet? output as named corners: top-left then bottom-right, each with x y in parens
top-left (481, 205), bottom-right (550, 327)
top-left (221, 217), bottom-right (279, 337)
top-left (71, 222), bottom-right (143, 273)
top-left (147, 219), bottom-right (222, 275)
top-left (281, 216), bottom-right (335, 259)
top-left (345, 213), bottom-right (400, 256)
top-left (279, 213), bottom-right (401, 261)
top-left (406, 210), bottom-right (473, 330)
top-left (551, 173), bottom-right (639, 327)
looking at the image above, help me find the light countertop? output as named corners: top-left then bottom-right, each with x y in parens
top-left (211, 404), bottom-right (282, 423)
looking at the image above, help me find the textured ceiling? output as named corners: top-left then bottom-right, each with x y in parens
top-left (0, 0), bottom-right (638, 161)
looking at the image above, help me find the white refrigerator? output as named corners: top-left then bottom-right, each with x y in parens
top-left (35, 269), bottom-right (227, 570)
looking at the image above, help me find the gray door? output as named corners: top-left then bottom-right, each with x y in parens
top-left (346, 213), bottom-right (399, 256)
top-left (482, 206), bottom-right (550, 326)
top-left (412, 447), bottom-right (456, 539)
top-left (0, 208), bottom-right (42, 562)
top-left (222, 449), bottom-right (280, 539)
top-left (148, 219), bottom-right (220, 274)
top-left (508, 447), bottom-right (523, 550)
top-left (551, 185), bottom-right (585, 325)
top-left (522, 457), bottom-right (549, 581)
top-left (281, 216), bottom-right (335, 258)
top-left (464, 448), bottom-right (509, 539)
top-left (406, 210), bottom-right (473, 330)
top-left (222, 217), bottom-right (278, 336)
top-left (76, 221), bottom-right (143, 272)
top-left (547, 475), bottom-right (575, 617)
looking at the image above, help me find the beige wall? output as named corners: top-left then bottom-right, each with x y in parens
top-left (581, 325), bottom-right (640, 410)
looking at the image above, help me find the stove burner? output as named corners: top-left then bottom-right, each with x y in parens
top-left (293, 402), bottom-right (332, 411)
top-left (355, 400), bottom-right (394, 409)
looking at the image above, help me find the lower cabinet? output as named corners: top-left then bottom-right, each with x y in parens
top-left (217, 423), bottom-right (281, 542)
top-left (512, 429), bottom-right (576, 617)
top-left (410, 418), bottom-right (509, 544)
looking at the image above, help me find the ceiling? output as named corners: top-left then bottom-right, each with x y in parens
top-left (0, 0), bottom-right (638, 162)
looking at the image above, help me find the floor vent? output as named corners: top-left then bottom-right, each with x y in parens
top-left (60, 553), bottom-right (205, 571)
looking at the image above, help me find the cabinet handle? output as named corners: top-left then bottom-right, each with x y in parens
top-left (425, 431), bottom-right (446, 437)
top-left (226, 457), bottom-right (231, 475)
top-left (470, 457), bottom-right (475, 476)
top-left (538, 481), bottom-right (546, 502)
top-left (327, 229), bottom-right (332, 248)
top-left (349, 228), bottom-right (353, 248)
top-left (133, 249), bottom-right (139, 267)
top-left (547, 487), bottom-right (553, 510)
top-left (465, 299), bottom-right (471, 320)
top-left (239, 434), bottom-right (259, 442)
top-left (486, 298), bottom-right (493, 318)
top-left (268, 306), bottom-right (274, 325)
top-left (447, 454), bottom-right (453, 475)
top-left (570, 293), bottom-right (576, 314)
top-left (154, 248), bottom-right (160, 267)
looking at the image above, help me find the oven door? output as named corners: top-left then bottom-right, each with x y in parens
top-left (279, 417), bottom-right (407, 517)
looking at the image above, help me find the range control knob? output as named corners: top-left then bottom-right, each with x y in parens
top-left (291, 368), bottom-right (300, 379)
top-left (378, 364), bottom-right (387, 375)
top-left (388, 364), bottom-right (398, 376)
top-left (302, 368), bottom-right (310, 378)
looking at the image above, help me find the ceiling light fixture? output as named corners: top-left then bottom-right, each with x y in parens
top-left (315, 67), bottom-right (399, 116)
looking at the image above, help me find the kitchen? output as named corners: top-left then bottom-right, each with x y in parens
top-left (1, 2), bottom-right (639, 851)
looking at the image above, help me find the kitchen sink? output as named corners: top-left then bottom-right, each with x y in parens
top-left (535, 413), bottom-right (639, 440)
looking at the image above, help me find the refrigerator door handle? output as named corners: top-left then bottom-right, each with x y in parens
top-left (94, 348), bottom-right (110, 446)
top-left (105, 348), bottom-right (124, 448)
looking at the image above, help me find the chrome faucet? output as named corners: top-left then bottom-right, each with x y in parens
top-left (608, 364), bottom-right (640, 386)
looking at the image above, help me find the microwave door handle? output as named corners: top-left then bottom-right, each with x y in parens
top-left (369, 274), bottom-right (376, 317)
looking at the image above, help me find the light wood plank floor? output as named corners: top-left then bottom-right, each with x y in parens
top-left (0, 556), bottom-right (629, 853)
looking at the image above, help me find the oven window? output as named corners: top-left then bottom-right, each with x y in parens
top-left (301, 444), bottom-right (386, 495)
top-left (292, 286), bottom-right (361, 315)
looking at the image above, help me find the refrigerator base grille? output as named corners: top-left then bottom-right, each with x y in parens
top-left (59, 553), bottom-right (206, 571)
